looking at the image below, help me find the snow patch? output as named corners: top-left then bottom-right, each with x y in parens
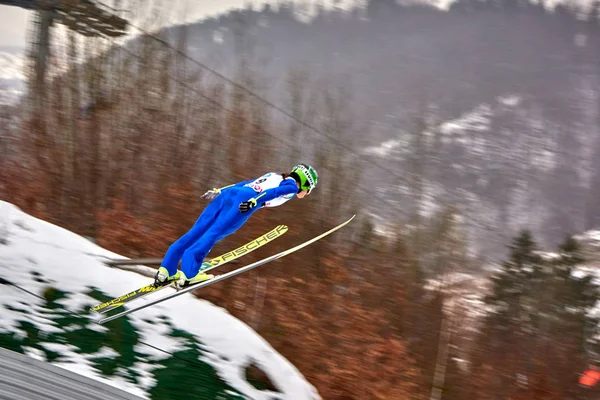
top-left (497, 95), bottom-right (521, 107)
top-left (575, 230), bottom-right (600, 245)
top-left (440, 104), bottom-right (492, 136)
top-left (364, 138), bottom-right (401, 157)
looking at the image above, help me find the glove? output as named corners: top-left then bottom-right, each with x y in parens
top-left (201, 188), bottom-right (221, 200)
top-left (239, 198), bottom-right (257, 213)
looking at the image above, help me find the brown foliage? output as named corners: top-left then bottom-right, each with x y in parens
top-left (96, 198), bottom-right (148, 258)
top-left (0, 160), bottom-right (53, 222)
top-left (0, 20), bottom-right (451, 399)
top-left (198, 231), bottom-right (428, 400)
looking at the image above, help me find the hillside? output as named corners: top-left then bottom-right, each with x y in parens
top-left (0, 200), bottom-right (319, 400)
top-left (4, 1), bottom-right (600, 258)
top-left (141, 0), bottom-right (600, 259)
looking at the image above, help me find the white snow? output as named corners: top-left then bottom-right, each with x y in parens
top-left (23, 346), bottom-right (47, 362)
top-left (575, 230), bottom-right (600, 245)
top-left (364, 138), bottom-right (401, 157)
top-left (212, 29), bottom-right (225, 44)
top-left (364, 99), bottom-right (503, 159)
top-left (0, 52), bottom-right (25, 81)
top-left (497, 95), bottom-right (521, 107)
top-left (0, 200), bottom-right (320, 400)
top-left (534, 251), bottom-right (561, 261)
top-left (439, 104), bottom-right (492, 136)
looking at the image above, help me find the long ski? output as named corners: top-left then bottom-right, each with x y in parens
top-left (91, 224), bottom-right (288, 313)
top-left (97, 215), bottom-right (355, 324)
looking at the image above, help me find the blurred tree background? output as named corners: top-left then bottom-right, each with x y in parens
top-left (1, 0), bottom-right (600, 398)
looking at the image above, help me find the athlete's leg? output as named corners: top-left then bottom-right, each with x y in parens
top-left (180, 190), bottom-right (254, 278)
top-left (161, 195), bottom-right (225, 276)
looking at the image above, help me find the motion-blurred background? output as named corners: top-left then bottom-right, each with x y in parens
top-left (1, 0), bottom-right (600, 399)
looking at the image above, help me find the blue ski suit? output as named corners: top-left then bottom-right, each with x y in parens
top-left (161, 173), bottom-right (299, 279)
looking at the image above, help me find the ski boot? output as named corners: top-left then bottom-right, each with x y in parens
top-left (175, 270), bottom-right (214, 290)
top-left (153, 267), bottom-right (181, 287)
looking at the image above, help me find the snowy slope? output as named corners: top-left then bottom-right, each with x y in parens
top-left (0, 200), bottom-right (320, 400)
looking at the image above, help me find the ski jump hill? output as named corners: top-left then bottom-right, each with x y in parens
top-left (0, 200), bottom-right (322, 399)
top-left (0, 347), bottom-right (144, 400)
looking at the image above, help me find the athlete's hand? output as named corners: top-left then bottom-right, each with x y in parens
top-left (239, 198), bottom-right (257, 213)
top-left (201, 188), bottom-right (221, 200)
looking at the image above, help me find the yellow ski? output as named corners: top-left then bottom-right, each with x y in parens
top-left (91, 224), bottom-right (288, 313)
top-left (98, 215), bottom-right (355, 324)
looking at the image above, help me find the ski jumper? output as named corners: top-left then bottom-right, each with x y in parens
top-left (161, 173), bottom-right (298, 278)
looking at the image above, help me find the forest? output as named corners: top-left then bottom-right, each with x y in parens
top-left (1, 0), bottom-right (599, 398)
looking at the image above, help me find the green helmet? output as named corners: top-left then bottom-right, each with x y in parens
top-left (291, 164), bottom-right (318, 195)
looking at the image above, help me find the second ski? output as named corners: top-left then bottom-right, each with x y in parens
top-left (91, 224), bottom-right (288, 313)
top-left (97, 215), bottom-right (355, 324)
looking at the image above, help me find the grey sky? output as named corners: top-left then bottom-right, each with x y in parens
top-left (0, 0), bottom-right (589, 49)
top-left (0, 0), bottom-right (359, 49)
top-left (0, 6), bottom-right (29, 48)
top-left (0, 0), bottom-right (278, 49)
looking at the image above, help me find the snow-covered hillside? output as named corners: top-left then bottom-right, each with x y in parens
top-left (0, 200), bottom-right (320, 400)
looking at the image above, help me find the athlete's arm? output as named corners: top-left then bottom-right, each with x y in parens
top-left (238, 178), bottom-right (297, 212)
top-left (201, 179), bottom-right (254, 200)
top-left (253, 178), bottom-right (298, 205)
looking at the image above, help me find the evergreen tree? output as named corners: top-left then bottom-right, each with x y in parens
top-left (470, 232), bottom-right (599, 398)
top-left (484, 230), bottom-right (541, 335)
top-left (475, 231), bottom-right (541, 398)
top-left (537, 236), bottom-right (599, 396)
